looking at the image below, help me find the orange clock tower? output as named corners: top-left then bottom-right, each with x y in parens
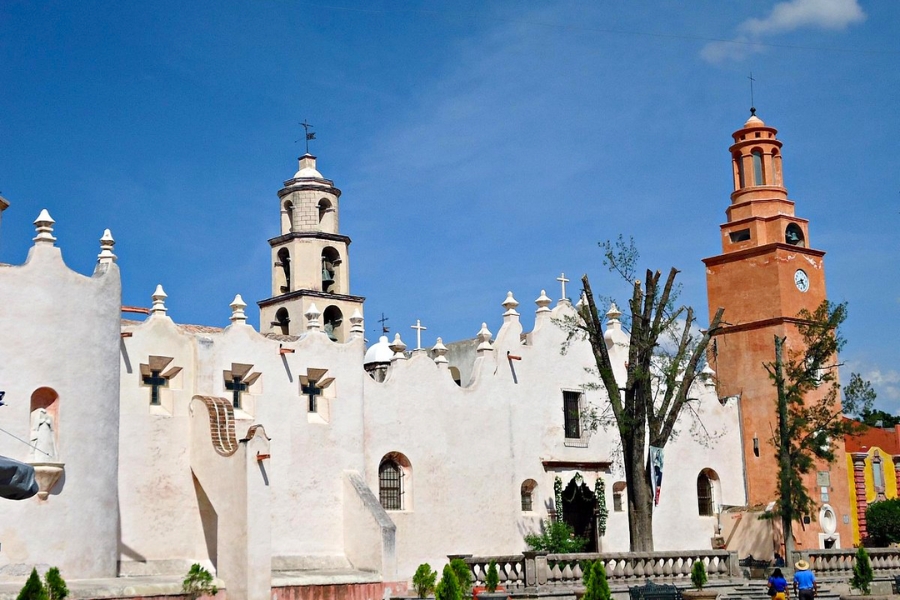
top-left (703, 111), bottom-right (852, 550)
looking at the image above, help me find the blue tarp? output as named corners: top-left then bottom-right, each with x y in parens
top-left (0, 456), bottom-right (38, 500)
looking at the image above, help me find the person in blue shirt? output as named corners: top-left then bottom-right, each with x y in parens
top-left (793, 560), bottom-right (817, 600)
top-left (768, 568), bottom-right (788, 600)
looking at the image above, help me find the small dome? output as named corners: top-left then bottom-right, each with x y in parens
top-left (293, 154), bottom-right (323, 179)
top-left (744, 114), bottom-right (765, 128)
top-left (364, 335), bottom-right (393, 364)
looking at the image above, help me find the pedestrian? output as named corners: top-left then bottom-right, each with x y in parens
top-left (768, 568), bottom-right (788, 600)
top-left (793, 560), bottom-right (817, 600)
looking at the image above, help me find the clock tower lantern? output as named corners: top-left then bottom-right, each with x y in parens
top-left (703, 111), bottom-right (852, 549)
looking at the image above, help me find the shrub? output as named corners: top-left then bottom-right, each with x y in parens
top-left (582, 560), bottom-right (611, 600)
top-left (413, 563), bottom-right (437, 598)
top-left (182, 563), bottom-right (218, 600)
top-left (690, 561), bottom-right (707, 590)
top-left (865, 498), bottom-right (900, 546)
top-left (449, 559), bottom-right (473, 596)
top-left (43, 568), bottom-right (68, 600)
top-left (17, 568), bottom-right (47, 600)
top-left (435, 564), bottom-right (462, 600)
top-left (524, 520), bottom-right (588, 553)
top-left (485, 560), bottom-right (499, 594)
top-left (850, 546), bottom-right (873, 595)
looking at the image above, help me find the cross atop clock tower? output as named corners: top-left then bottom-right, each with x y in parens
top-left (703, 111), bottom-right (851, 550)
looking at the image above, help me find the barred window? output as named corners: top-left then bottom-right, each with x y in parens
top-left (520, 479), bottom-right (537, 512)
top-left (613, 481), bottom-right (626, 512)
top-left (379, 459), bottom-right (403, 510)
top-left (563, 391), bottom-right (581, 439)
top-left (697, 472), bottom-right (714, 516)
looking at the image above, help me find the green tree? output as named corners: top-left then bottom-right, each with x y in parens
top-left (43, 568), bottom-right (68, 600)
top-left (485, 561), bottom-right (499, 594)
top-left (413, 563), bottom-right (437, 599)
top-left (582, 560), bottom-right (611, 600)
top-left (182, 564), bottom-right (217, 600)
top-left (575, 237), bottom-right (723, 550)
top-left (449, 559), bottom-right (473, 597)
top-left (17, 568), bottom-right (47, 600)
top-left (435, 565), bottom-right (462, 600)
top-left (857, 408), bottom-right (900, 428)
top-left (690, 561), bottom-right (708, 590)
top-left (524, 520), bottom-right (588, 553)
top-left (850, 546), bottom-right (873, 595)
top-left (865, 498), bottom-right (900, 546)
top-left (767, 301), bottom-right (874, 557)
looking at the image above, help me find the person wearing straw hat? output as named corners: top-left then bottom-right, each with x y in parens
top-left (793, 560), bottom-right (817, 600)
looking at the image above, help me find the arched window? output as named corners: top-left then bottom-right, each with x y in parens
top-left (449, 366), bottom-right (462, 387)
top-left (697, 470), bottom-right (719, 516)
top-left (751, 149), bottom-right (764, 185)
top-left (275, 308), bottom-right (290, 335)
top-left (278, 248), bottom-right (291, 293)
top-left (379, 452), bottom-right (411, 510)
top-left (282, 200), bottom-right (294, 234)
top-left (521, 479), bottom-right (537, 512)
top-left (321, 247), bottom-right (341, 294)
top-left (734, 153), bottom-right (745, 189)
top-left (612, 481), bottom-right (626, 512)
top-left (318, 198), bottom-right (332, 223)
top-left (785, 224), bottom-right (805, 247)
top-left (322, 305), bottom-right (344, 342)
top-left (872, 450), bottom-right (885, 494)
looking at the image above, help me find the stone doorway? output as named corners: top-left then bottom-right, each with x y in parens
top-left (561, 475), bottom-right (597, 552)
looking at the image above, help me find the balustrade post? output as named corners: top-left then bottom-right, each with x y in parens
top-left (523, 551), bottom-right (548, 591)
top-left (727, 551), bottom-right (741, 578)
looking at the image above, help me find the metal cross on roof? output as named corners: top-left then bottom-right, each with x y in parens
top-left (378, 313), bottom-right (390, 335)
top-left (748, 72), bottom-right (757, 115)
top-left (299, 119), bottom-right (316, 154)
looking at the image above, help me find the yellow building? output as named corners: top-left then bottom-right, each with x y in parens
top-left (845, 422), bottom-right (900, 545)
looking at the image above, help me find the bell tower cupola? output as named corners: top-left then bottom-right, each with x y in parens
top-left (258, 153), bottom-right (364, 341)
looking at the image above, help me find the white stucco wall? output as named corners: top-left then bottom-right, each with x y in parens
top-left (0, 237), bottom-right (121, 580)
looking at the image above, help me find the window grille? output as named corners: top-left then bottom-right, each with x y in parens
top-left (379, 460), bottom-right (403, 510)
top-left (613, 481), bottom-right (626, 512)
top-left (697, 472), bottom-right (714, 516)
top-left (563, 391), bottom-right (581, 439)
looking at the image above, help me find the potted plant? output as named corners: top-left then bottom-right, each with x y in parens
top-left (682, 560), bottom-right (718, 600)
top-left (476, 560), bottom-right (507, 600)
top-left (412, 563), bottom-right (437, 599)
top-left (850, 546), bottom-right (873, 596)
top-left (581, 560), bottom-right (611, 600)
top-left (435, 565), bottom-right (463, 600)
top-left (449, 559), bottom-right (473, 600)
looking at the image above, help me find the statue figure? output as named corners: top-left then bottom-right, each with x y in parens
top-left (29, 408), bottom-right (58, 462)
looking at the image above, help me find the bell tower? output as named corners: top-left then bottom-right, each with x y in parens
top-left (258, 153), bottom-right (364, 341)
top-left (703, 111), bottom-right (851, 549)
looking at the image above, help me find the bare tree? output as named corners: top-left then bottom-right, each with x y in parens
top-left (574, 237), bottom-right (724, 551)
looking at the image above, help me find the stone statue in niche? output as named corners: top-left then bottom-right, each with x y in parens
top-left (29, 408), bottom-right (58, 462)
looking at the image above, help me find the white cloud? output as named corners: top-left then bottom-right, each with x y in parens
top-left (701, 0), bottom-right (866, 63)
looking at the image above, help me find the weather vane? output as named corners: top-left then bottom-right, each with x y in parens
top-left (748, 72), bottom-right (756, 116)
top-left (298, 119), bottom-right (316, 154)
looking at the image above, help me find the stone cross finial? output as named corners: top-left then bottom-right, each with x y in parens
top-left (535, 289), bottom-right (552, 314)
top-left (476, 322), bottom-right (493, 353)
top-left (502, 292), bottom-right (520, 320)
top-left (389, 333), bottom-right (407, 360)
top-left (556, 272), bottom-right (569, 302)
top-left (230, 295), bottom-right (247, 324)
top-left (432, 337), bottom-right (448, 367)
top-left (411, 320), bottom-right (427, 350)
top-left (151, 284), bottom-right (168, 315)
top-left (305, 303), bottom-right (321, 331)
top-left (33, 209), bottom-right (57, 244)
top-left (349, 309), bottom-right (364, 335)
top-left (97, 229), bottom-right (117, 264)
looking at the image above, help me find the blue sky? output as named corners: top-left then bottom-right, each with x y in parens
top-left (1, 1), bottom-right (897, 412)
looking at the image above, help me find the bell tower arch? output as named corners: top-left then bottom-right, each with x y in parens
top-left (258, 153), bottom-right (364, 340)
top-left (703, 111), bottom-right (852, 550)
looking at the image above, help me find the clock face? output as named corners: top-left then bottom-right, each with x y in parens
top-left (794, 269), bottom-right (810, 292)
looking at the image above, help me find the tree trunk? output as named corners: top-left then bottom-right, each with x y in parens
top-left (623, 415), bottom-right (655, 551)
top-left (774, 335), bottom-right (796, 560)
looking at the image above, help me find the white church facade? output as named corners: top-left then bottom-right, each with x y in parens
top-left (0, 148), bottom-right (745, 599)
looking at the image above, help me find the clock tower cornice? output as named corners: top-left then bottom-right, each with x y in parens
top-left (702, 242), bottom-right (825, 268)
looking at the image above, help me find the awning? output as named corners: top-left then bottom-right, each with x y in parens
top-left (0, 456), bottom-right (39, 500)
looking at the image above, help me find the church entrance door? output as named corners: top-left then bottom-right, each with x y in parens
top-left (561, 475), bottom-right (597, 552)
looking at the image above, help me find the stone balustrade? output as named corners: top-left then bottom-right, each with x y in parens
top-left (791, 548), bottom-right (900, 579)
top-left (461, 550), bottom-right (740, 591)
